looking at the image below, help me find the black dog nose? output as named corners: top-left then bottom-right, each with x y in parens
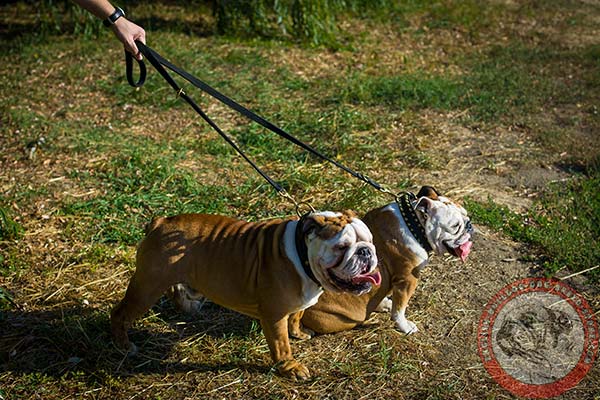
top-left (356, 246), bottom-right (371, 257)
top-left (465, 220), bottom-right (474, 235)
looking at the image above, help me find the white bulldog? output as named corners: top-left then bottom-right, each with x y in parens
top-left (295, 186), bottom-right (473, 336)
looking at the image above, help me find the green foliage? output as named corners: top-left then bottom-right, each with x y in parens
top-left (0, 286), bottom-right (16, 311)
top-left (214, 0), bottom-right (274, 38)
top-left (340, 73), bottom-right (461, 111)
top-left (214, 0), bottom-right (342, 45)
top-left (337, 43), bottom-right (571, 121)
top-left (39, 0), bottom-right (102, 39)
top-left (213, 0), bottom-right (498, 46)
top-left (290, 0), bottom-right (340, 46)
top-left (423, 0), bottom-right (489, 30)
top-left (214, 0), bottom-right (415, 46)
top-left (61, 144), bottom-right (233, 244)
top-left (0, 207), bottom-right (23, 241)
top-left (465, 171), bottom-right (600, 281)
top-left (460, 45), bottom-right (558, 120)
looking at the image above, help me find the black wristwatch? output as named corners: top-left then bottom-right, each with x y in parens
top-left (103, 7), bottom-right (125, 27)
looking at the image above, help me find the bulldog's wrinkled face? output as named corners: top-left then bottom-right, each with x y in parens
top-left (414, 186), bottom-right (474, 261)
top-left (302, 211), bottom-right (380, 295)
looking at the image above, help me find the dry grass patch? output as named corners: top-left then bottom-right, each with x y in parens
top-left (2, 1), bottom-right (600, 399)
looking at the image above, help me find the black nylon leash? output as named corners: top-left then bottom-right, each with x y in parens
top-left (125, 41), bottom-right (395, 199)
top-left (126, 42), bottom-right (300, 206)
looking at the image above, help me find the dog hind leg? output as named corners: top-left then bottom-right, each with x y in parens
top-left (288, 310), bottom-right (314, 340)
top-left (375, 297), bottom-right (392, 313)
top-left (110, 271), bottom-right (173, 351)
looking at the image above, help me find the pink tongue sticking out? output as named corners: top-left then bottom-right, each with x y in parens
top-left (455, 241), bottom-right (473, 262)
top-left (351, 270), bottom-right (382, 286)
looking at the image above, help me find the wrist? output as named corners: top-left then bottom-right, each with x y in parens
top-left (103, 7), bottom-right (125, 27)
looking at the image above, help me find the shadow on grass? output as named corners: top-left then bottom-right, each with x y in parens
top-left (0, 301), bottom-right (269, 377)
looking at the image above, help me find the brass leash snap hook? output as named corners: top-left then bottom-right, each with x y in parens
top-left (295, 200), bottom-right (315, 217)
top-left (277, 190), bottom-right (314, 217)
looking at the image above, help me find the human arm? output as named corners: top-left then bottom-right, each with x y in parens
top-left (72, 0), bottom-right (146, 60)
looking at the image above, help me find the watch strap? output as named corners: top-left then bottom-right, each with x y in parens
top-left (103, 7), bottom-right (125, 27)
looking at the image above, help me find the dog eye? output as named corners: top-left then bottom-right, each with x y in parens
top-left (335, 244), bottom-right (349, 251)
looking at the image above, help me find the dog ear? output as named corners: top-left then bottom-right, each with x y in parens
top-left (302, 215), bottom-right (325, 236)
top-left (415, 197), bottom-right (433, 215)
top-left (342, 209), bottom-right (357, 219)
top-left (417, 186), bottom-right (440, 200)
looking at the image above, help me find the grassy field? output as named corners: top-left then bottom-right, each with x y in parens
top-left (1, 0), bottom-right (599, 399)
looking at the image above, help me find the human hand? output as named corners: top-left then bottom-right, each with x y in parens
top-left (111, 17), bottom-right (146, 60)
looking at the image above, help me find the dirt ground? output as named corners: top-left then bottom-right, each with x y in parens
top-left (2, 1), bottom-right (600, 398)
top-left (2, 109), bottom-right (598, 399)
top-left (359, 112), bottom-right (600, 399)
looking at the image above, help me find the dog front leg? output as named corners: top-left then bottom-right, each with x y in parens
top-left (391, 277), bottom-right (419, 334)
top-left (260, 315), bottom-right (310, 380)
top-left (288, 310), bottom-right (314, 340)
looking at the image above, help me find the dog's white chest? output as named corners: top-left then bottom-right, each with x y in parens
top-left (284, 221), bottom-right (324, 311)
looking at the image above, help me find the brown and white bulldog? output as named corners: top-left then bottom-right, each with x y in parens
top-left (110, 210), bottom-right (380, 380)
top-left (294, 186), bottom-right (473, 336)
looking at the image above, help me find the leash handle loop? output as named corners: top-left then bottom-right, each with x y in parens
top-left (125, 51), bottom-right (146, 87)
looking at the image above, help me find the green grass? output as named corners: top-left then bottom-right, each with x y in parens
top-left (339, 73), bottom-right (462, 111)
top-left (2, 0), bottom-right (600, 398)
top-left (0, 207), bottom-right (23, 242)
top-left (61, 144), bottom-right (235, 244)
top-left (0, 286), bottom-right (16, 312)
top-left (337, 42), bottom-right (581, 121)
top-left (465, 170), bottom-right (600, 281)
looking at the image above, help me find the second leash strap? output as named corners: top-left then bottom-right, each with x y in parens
top-left (126, 41), bottom-right (397, 200)
top-left (125, 51), bottom-right (146, 87)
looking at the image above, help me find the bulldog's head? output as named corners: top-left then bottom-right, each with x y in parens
top-left (414, 186), bottom-right (474, 262)
top-left (300, 211), bottom-right (380, 295)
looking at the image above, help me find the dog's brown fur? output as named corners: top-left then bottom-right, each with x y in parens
top-left (296, 203), bottom-right (423, 333)
top-left (110, 211), bottom-right (371, 380)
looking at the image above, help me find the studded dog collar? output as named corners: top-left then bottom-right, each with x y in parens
top-left (398, 193), bottom-right (433, 253)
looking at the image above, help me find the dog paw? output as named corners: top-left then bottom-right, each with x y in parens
top-left (277, 360), bottom-right (311, 381)
top-left (170, 284), bottom-right (207, 315)
top-left (394, 318), bottom-right (419, 335)
top-left (289, 327), bottom-right (314, 340)
top-left (375, 297), bottom-right (392, 313)
top-left (113, 340), bottom-right (138, 356)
